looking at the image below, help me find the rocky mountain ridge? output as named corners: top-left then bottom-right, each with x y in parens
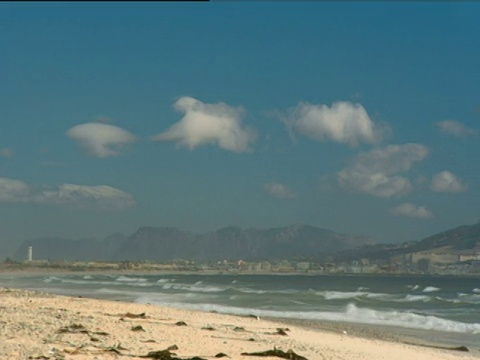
top-left (14, 224), bottom-right (371, 262)
top-left (14, 221), bottom-right (480, 264)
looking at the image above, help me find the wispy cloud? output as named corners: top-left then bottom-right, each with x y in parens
top-left (0, 177), bottom-right (136, 210)
top-left (390, 202), bottom-right (433, 219)
top-left (153, 97), bottom-right (256, 153)
top-left (67, 122), bottom-right (137, 158)
top-left (338, 144), bottom-right (429, 197)
top-left (264, 182), bottom-right (297, 199)
top-left (430, 171), bottom-right (467, 193)
top-left (0, 178), bottom-right (30, 202)
top-left (436, 120), bottom-right (478, 138)
top-left (286, 101), bottom-right (387, 146)
top-left (36, 184), bottom-right (136, 209)
top-left (0, 148), bottom-right (13, 158)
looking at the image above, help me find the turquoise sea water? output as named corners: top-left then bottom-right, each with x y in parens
top-left (1, 273), bottom-right (479, 349)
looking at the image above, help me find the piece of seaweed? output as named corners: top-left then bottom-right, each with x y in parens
top-left (140, 349), bottom-right (172, 359)
top-left (131, 325), bottom-right (145, 332)
top-left (201, 326), bottom-right (216, 331)
top-left (56, 323), bottom-right (109, 337)
top-left (448, 346), bottom-right (469, 352)
top-left (139, 348), bottom-right (207, 360)
top-left (56, 323), bottom-right (89, 334)
top-left (241, 348), bottom-right (308, 360)
top-left (123, 312), bottom-right (147, 319)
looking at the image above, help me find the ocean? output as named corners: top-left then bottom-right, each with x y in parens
top-left (1, 272), bottom-right (479, 350)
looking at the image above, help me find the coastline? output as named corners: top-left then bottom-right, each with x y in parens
top-left (1, 287), bottom-right (479, 360)
top-left (271, 317), bottom-right (480, 354)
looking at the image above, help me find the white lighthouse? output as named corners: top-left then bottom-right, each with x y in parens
top-left (27, 246), bottom-right (33, 262)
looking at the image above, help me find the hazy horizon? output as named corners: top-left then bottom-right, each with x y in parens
top-left (1, 2), bottom-right (479, 255)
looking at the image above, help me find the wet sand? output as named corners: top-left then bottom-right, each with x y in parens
top-left (1, 287), bottom-right (478, 360)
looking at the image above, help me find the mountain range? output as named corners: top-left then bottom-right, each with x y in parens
top-left (13, 221), bottom-right (480, 263)
top-left (14, 225), bottom-right (371, 262)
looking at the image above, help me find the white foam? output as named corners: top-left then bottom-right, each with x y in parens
top-left (134, 298), bottom-right (480, 335)
top-left (156, 278), bottom-right (174, 283)
top-left (401, 294), bottom-right (431, 303)
top-left (318, 291), bottom-right (367, 300)
top-left (160, 282), bottom-right (227, 293)
top-left (116, 276), bottom-right (148, 283)
top-left (423, 286), bottom-right (440, 293)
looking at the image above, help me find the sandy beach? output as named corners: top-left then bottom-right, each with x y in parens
top-left (0, 287), bottom-right (478, 360)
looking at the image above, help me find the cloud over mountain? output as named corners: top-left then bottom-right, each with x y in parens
top-left (430, 171), bottom-right (467, 193)
top-left (286, 101), bottom-right (386, 146)
top-left (337, 144), bottom-right (429, 197)
top-left (0, 177), bottom-right (135, 210)
top-left (67, 122), bottom-right (137, 158)
top-left (0, 178), bottom-right (30, 202)
top-left (153, 97), bottom-right (256, 153)
top-left (390, 202), bottom-right (433, 219)
top-left (264, 182), bottom-right (297, 199)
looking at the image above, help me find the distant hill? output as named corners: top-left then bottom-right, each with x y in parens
top-left (14, 225), bottom-right (372, 262)
top-left (334, 221), bottom-right (480, 263)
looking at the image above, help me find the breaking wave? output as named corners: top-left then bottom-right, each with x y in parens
top-left (135, 296), bottom-right (480, 335)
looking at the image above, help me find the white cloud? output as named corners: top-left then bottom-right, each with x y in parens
top-left (338, 144), bottom-right (429, 197)
top-left (0, 148), bottom-right (13, 158)
top-left (153, 97), bottom-right (256, 153)
top-left (0, 178), bottom-right (30, 202)
top-left (437, 120), bottom-right (478, 138)
top-left (430, 171), bottom-right (467, 193)
top-left (67, 122), bottom-right (137, 158)
top-left (37, 184), bottom-right (136, 209)
top-left (0, 177), bottom-right (135, 210)
top-left (264, 182), bottom-right (297, 199)
top-left (287, 101), bottom-right (386, 146)
top-left (390, 203), bottom-right (433, 219)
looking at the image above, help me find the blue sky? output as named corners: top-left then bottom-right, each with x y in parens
top-left (1, 2), bottom-right (479, 254)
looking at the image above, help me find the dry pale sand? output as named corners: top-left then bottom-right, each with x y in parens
top-left (0, 287), bottom-right (478, 360)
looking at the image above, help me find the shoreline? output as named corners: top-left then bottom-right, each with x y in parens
top-left (270, 317), bottom-right (480, 353)
top-left (1, 287), bottom-right (479, 359)
top-left (1, 264), bottom-right (480, 278)
top-left (1, 270), bottom-right (480, 355)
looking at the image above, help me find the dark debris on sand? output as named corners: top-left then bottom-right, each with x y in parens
top-left (56, 323), bottom-right (109, 336)
top-left (241, 348), bottom-right (308, 360)
top-left (131, 325), bottom-right (146, 332)
top-left (139, 348), bottom-right (207, 360)
top-left (121, 312), bottom-right (147, 319)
